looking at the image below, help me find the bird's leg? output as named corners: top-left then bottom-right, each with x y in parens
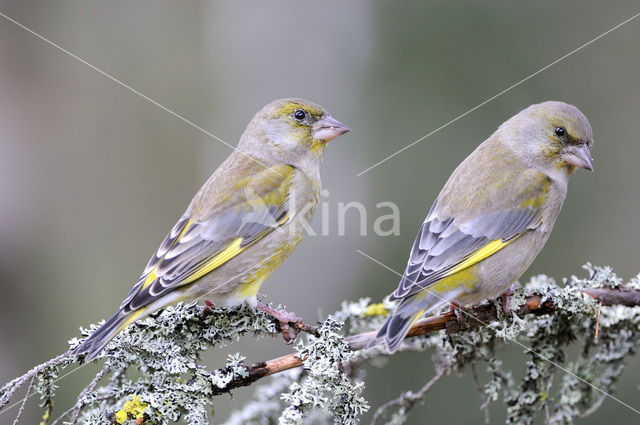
top-left (201, 300), bottom-right (216, 318)
top-left (500, 283), bottom-right (521, 315)
top-left (256, 302), bottom-right (318, 343)
top-left (449, 302), bottom-right (467, 327)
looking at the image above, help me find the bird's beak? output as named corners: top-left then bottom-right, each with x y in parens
top-left (312, 115), bottom-right (350, 142)
top-left (562, 144), bottom-right (594, 171)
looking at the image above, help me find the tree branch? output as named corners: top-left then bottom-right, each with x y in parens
top-left (2, 272), bottom-right (639, 424)
top-left (216, 288), bottom-right (640, 395)
top-left (0, 350), bottom-right (71, 411)
top-left (580, 286), bottom-right (640, 306)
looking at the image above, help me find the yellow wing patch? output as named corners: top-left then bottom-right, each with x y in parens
top-left (445, 238), bottom-right (517, 277)
top-left (141, 269), bottom-right (158, 291)
top-left (432, 265), bottom-right (480, 293)
top-left (181, 238), bottom-right (245, 285)
top-left (176, 219), bottom-right (195, 242)
top-left (409, 309), bottom-right (426, 328)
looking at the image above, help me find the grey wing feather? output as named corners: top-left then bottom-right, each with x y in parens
top-left (121, 186), bottom-right (291, 312)
top-left (120, 215), bottom-right (192, 309)
top-left (390, 200), bottom-right (542, 301)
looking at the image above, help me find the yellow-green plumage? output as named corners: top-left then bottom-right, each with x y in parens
top-left (372, 101), bottom-right (594, 352)
top-left (73, 99), bottom-right (349, 360)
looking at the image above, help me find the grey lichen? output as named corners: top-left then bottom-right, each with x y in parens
top-left (279, 317), bottom-right (369, 425)
top-left (71, 303), bottom-right (277, 425)
top-left (354, 265), bottom-right (639, 425)
top-left (1, 264), bottom-right (639, 425)
top-left (222, 369), bottom-right (304, 425)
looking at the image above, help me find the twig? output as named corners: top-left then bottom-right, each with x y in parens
top-left (67, 365), bottom-right (111, 425)
top-left (543, 365), bottom-right (556, 425)
top-left (471, 363), bottom-right (490, 424)
top-left (370, 367), bottom-right (450, 425)
top-left (51, 395), bottom-right (114, 425)
top-left (50, 405), bottom-right (75, 425)
top-left (0, 351), bottom-right (72, 412)
top-left (11, 377), bottom-right (34, 425)
top-left (594, 301), bottom-right (602, 340)
top-left (578, 393), bottom-right (608, 419)
top-left (580, 286), bottom-right (640, 306)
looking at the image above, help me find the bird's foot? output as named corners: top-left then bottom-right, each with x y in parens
top-left (449, 302), bottom-right (467, 327)
top-left (257, 302), bottom-right (318, 343)
top-left (500, 283), bottom-right (520, 315)
top-left (202, 300), bottom-right (216, 318)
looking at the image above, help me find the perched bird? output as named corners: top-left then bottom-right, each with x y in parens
top-left (371, 101), bottom-right (593, 352)
top-left (73, 98), bottom-right (349, 360)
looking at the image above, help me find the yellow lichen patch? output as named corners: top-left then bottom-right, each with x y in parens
top-left (115, 395), bottom-right (147, 424)
top-left (39, 401), bottom-right (53, 425)
top-left (539, 389), bottom-right (549, 402)
top-left (363, 303), bottom-right (389, 317)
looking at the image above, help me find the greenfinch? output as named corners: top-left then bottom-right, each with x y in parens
top-left (372, 101), bottom-right (593, 352)
top-left (73, 98), bottom-right (349, 360)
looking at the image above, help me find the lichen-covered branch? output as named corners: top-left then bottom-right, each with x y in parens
top-left (1, 264), bottom-right (639, 425)
top-left (211, 286), bottom-right (638, 392)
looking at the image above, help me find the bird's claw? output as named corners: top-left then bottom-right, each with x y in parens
top-left (449, 302), bottom-right (467, 327)
top-left (274, 311), bottom-right (304, 344)
top-left (202, 300), bottom-right (216, 318)
top-left (257, 302), bottom-right (316, 343)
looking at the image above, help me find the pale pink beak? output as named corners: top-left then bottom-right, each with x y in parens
top-left (312, 115), bottom-right (350, 142)
top-left (562, 144), bottom-right (594, 171)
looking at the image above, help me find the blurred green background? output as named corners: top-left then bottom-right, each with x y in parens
top-left (1, 1), bottom-right (639, 423)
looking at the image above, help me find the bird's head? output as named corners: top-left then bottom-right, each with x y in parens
top-left (240, 98), bottom-right (350, 166)
top-left (504, 101), bottom-right (594, 178)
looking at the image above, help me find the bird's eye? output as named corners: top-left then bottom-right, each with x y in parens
top-left (294, 109), bottom-right (307, 120)
top-left (555, 127), bottom-right (566, 137)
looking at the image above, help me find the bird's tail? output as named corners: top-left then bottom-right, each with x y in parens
top-left (368, 288), bottom-right (462, 352)
top-left (72, 308), bottom-right (146, 361)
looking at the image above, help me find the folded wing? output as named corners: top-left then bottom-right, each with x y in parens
top-left (120, 164), bottom-right (296, 313)
top-left (392, 171), bottom-right (550, 300)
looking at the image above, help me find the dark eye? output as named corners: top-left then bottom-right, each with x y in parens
top-left (294, 109), bottom-right (306, 120)
top-left (555, 127), bottom-right (566, 137)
